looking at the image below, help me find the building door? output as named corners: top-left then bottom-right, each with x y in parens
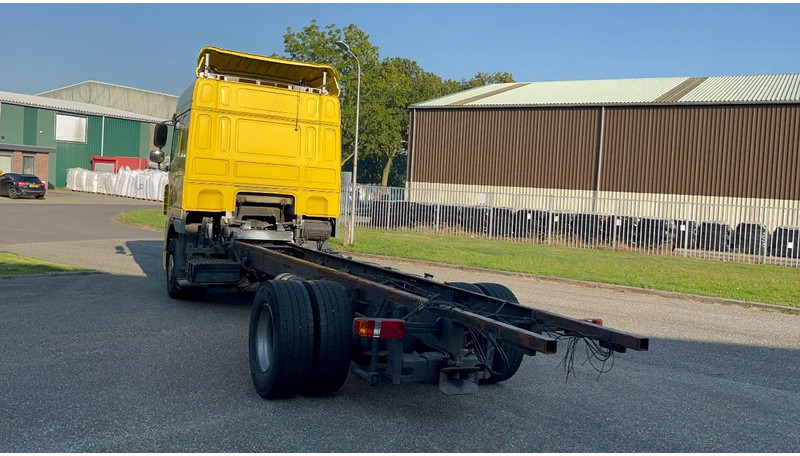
top-left (0, 153), bottom-right (11, 174)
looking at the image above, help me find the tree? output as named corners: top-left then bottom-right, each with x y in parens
top-left (282, 21), bottom-right (380, 167)
top-left (281, 21), bottom-right (515, 186)
top-left (361, 57), bottom-right (451, 187)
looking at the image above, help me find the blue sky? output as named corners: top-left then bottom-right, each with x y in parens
top-left (2, 3), bottom-right (799, 96)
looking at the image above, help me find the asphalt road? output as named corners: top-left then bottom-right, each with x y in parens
top-left (1, 191), bottom-right (798, 452)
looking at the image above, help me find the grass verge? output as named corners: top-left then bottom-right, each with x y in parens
top-left (331, 228), bottom-right (800, 308)
top-left (0, 252), bottom-right (87, 276)
top-left (117, 209), bottom-right (166, 231)
top-left (114, 211), bottom-right (799, 307)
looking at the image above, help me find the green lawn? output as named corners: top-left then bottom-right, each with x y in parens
top-left (332, 229), bottom-right (800, 308)
top-left (0, 252), bottom-right (87, 276)
top-left (117, 209), bottom-right (166, 231)
top-left (115, 210), bottom-right (800, 307)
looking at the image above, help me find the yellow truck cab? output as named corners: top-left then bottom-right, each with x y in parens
top-left (151, 46), bottom-right (341, 297)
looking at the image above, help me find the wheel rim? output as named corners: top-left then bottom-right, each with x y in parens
top-left (255, 305), bottom-right (274, 373)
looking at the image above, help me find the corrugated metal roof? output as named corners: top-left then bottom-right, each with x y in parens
top-left (411, 74), bottom-right (800, 108)
top-left (412, 83), bottom-right (519, 108)
top-left (678, 74), bottom-right (800, 103)
top-left (0, 91), bottom-right (166, 123)
top-left (37, 81), bottom-right (178, 119)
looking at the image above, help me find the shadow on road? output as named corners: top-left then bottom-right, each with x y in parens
top-left (124, 239), bottom-right (252, 307)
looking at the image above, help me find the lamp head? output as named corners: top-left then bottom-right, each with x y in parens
top-left (335, 40), bottom-right (351, 53)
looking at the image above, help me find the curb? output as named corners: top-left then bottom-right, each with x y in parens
top-left (346, 253), bottom-right (800, 315)
top-left (0, 270), bottom-right (105, 280)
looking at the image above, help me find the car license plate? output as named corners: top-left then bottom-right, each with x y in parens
top-left (29, 184), bottom-right (39, 188)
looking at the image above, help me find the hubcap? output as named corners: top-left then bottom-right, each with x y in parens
top-left (255, 306), bottom-right (274, 372)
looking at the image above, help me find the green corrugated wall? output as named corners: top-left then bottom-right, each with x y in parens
top-left (102, 117), bottom-right (141, 158)
top-left (36, 110), bottom-right (55, 148)
top-left (1, 103), bottom-right (170, 187)
top-left (55, 115), bottom-right (102, 187)
top-left (139, 123), bottom-right (151, 158)
top-left (0, 103), bottom-right (25, 145)
top-left (23, 107), bottom-right (38, 145)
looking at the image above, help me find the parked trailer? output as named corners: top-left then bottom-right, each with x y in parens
top-left (150, 46), bottom-right (649, 399)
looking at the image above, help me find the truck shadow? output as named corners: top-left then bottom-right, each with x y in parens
top-left (124, 239), bottom-right (253, 307)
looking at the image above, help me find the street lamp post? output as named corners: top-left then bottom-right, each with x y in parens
top-left (336, 40), bottom-right (361, 246)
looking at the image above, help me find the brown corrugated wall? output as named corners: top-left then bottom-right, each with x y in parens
top-left (411, 108), bottom-right (599, 190)
top-left (601, 104), bottom-right (800, 200)
top-left (410, 104), bottom-right (800, 200)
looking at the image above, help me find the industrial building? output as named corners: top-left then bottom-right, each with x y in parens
top-left (406, 74), bottom-right (800, 227)
top-left (0, 82), bottom-right (176, 187)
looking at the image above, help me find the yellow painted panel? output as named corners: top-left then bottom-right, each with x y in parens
top-left (237, 87), bottom-right (298, 117)
top-left (196, 188), bottom-right (225, 210)
top-left (220, 86), bottom-right (232, 106)
top-left (175, 74), bottom-right (341, 219)
top-left (219, 117), bottom-right (231, 152)
top-left (306, 127), bottom-right (317, 160)
top-left (237, 119), bottom-right (299, 158)
top-left (306, 167), bottom-right (335, 184)
top-left (305, 195), bottom-right (329, 216)
top-left (323, 128), bottom-right (338, 162)
top-left (306, 98), bottom-right (318, 117)
top-left (235, 161), bottom-right (300, 182)
top-left (195, 114), bottom-right (212, 150)
top-left (193, 158), bottom-right (228, 176)
top-left (199, 82), bottom-right (214, 105)
top-left (324, 99), bottom-right (339, 121)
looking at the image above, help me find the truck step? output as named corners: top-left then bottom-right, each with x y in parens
top-left (187, 257), bottom-right (242, 284)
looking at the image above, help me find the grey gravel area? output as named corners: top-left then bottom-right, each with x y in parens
top-left (0, 192), bottom-right (798, 451)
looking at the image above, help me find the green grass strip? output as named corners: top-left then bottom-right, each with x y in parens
top-left (332, 228), bottom-right (800, 308)
top-left (115, 210), bottom-right (799, 307)
top-left (117, 209), bottom-right (166, 230)
top-left (0, 252), bottom-right (87, 276)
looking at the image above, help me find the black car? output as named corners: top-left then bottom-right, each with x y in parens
top-left (0, 173), bottom-right (47, 199)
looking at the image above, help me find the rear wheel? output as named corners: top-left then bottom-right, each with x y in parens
top-left (473, 283), bottom-right (525, 384)
top-left (166, 238), bottom-right (188, 299)
top-left (301, 280), bottom-right (354, 396)
top-left (35, 195), bottom-right (44, 200)
top-left (8, 185), bottom-right (18, 199)
top-left (249, 280), bottom-right (315, 399)
top-left (447, 281), bottom-right (525, 385)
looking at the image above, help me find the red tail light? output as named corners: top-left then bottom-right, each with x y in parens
top-left (353, 318), bottom-right (406, 339)
top-left (16, 181), bottom-right (28, 187)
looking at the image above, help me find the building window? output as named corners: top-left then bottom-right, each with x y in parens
top-left (22, 155), bottom-right (36, 175)
top-left (55, 114), bottom-right (87, 143)
top-left (0, 153), bottom-right (11, 175)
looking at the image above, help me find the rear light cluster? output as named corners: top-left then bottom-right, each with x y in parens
top-left (16, 181), bottom-right (28, 187)
top-left (353, 318), bottom-right (406, 339)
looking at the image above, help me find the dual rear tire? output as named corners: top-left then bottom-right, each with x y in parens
top-left (249, 279), bottom-right (353, 399)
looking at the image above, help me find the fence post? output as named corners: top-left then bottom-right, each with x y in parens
top-left (339, 185), bottom-right (350, 238)
top-left (612, 198), bottom-right (618, 251)
top-left (763, 207), bottom-right (770, 265)
top-left (487, 193), bottom-right (494, 240)
top-left (547, 195), bottom-right (554, 246)
top-left (683, 202), bottom-right (689, 258)
top-left (435, 190), bottom-right (441, 233)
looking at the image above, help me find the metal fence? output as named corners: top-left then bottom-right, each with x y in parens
top-left (341, 184), bottom-right (800, 268)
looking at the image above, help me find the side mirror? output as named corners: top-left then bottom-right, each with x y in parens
top-left (149, 149), bottom-right (165, 164)
top-left (153, 123), bottom-right (168, 149)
